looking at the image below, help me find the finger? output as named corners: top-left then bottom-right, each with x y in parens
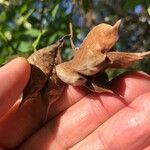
top-left (143, 145), bottom-right (150, 150)
top-left (19, 72), bottom-right (150, 149)
top-left (108, 71), bottom-right (150, 103)
top-left (49, 71), bottom-right (150, 119)
top-left (70, 92), bottom-right (150, 150)
top-left (0, 57), bottom-right (30, 118)
top-left (19, 92), bottom-right (126, 149)
top-left (47, 85), bottom-right (89, 119)
top-left (0, 86), bottom-right (88, 149)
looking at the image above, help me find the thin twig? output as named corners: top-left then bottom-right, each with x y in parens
top-left (69, 23), bottom-right (76, 51)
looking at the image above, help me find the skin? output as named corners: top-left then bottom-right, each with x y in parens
top-left (0, 58), bottom-right (150, 150)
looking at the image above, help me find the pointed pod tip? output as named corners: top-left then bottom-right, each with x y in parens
top-left (116, 19), bottom-right (122, 24)
top-left (113, 19), bottom-right (122, 31)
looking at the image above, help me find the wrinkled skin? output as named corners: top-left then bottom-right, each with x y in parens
top-left (0, 58), bottom-right (150, 150)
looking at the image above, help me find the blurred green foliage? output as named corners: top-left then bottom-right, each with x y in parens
top-left (0, 0), bottom-right (150, 75)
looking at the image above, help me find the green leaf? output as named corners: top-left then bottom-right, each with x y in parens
top-left (32, 32), bottom-right (42, 51)
top-left (20, 3), bottom-right (28, 14)
top-left (123, 0), bottom-right (144, 11)
top-left (0, 12), bottom-right (6, 22)
top-left (0, 57), bottom-right (5, 65)
top-left (25, 28), bottom-right (41, 37)
top-left (82, 0), bottom-right (91, 12)
top-left (0, 31), bottom-right (7, 42)
top-left (24, 9), bottom-right (34, 21)
top-left (145, 0), bottom-right (150, 15)
top-left (146, 0), bottom-right (150, 6)
top-left (147, 6), bottom-right (150, 15)
top-left (52, 4), bottom-right (59, 20)
top-left (107, 69), bottom-right (126, 80)
top-left (18, 41), bottom-right (32, 52)
top-left (17, 9), bottom-right (34, 26)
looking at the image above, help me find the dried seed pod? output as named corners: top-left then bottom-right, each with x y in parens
top-left (106, 51), bottom-right (150, 68)
top-left (20, 39), bottom-right (66, 119)
top-left (83, 51), bottom-right (150, 94)
top-left (66, 20), bottom-right (122, 77)
top-left (55, 20), bottom-right (150, 95)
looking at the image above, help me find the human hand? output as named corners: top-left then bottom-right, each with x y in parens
top-left (0, 58), bottom-right (150, 150)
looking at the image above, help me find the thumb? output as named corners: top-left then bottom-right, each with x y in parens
top-left (0, 57), bottom-right (30, 118)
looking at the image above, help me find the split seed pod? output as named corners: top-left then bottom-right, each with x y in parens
top-left (62, 20), bottom-right (150, 93)
top-left (21, 38), bottom-right (66, 120)
top-left (20, 20), bottom-right (150, 119)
